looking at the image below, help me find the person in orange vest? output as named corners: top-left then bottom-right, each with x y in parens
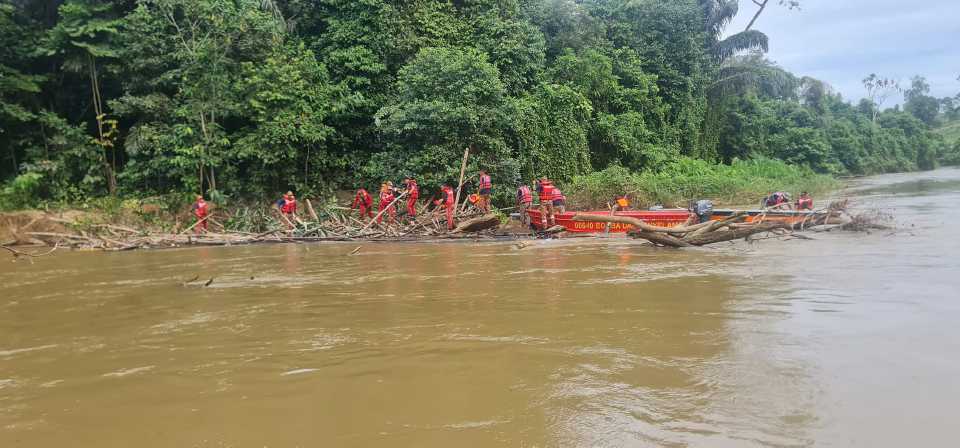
top-left (351, 188), bottom-right (374, 220)
top-left (191, 194), bottom-right (209, 234)
top-left (516, 182), bottom-right (533, 226)
top-left (477, 169), bottom-right (492, 213)
top-left (796, 191), bottom-right (813, 210)
top-left (434, 182), bottom-right (456, 230)
top-left (552, 187), bottom-right (566, 215)
top-left (377, 182), bottom-right (397, 225)
top-left (537, 177), bottom-right (556, 227)
top-left (615, 195), bottom-right (631, 211)
top-left (403, 175), bottom-right (419, 219)
top-left (276, 191), bottom-right (297, 229)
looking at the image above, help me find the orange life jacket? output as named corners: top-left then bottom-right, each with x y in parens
top-left (380, 190), bottom-right (395, 206)
top-left (281, 197), bottom-right (296, 214)
top-left (518, 186), bottom-right (532, 204)
top-left (406, 180), bottom-right (419, 199)
top-left (193, 201), bottom-right (208, 218)
top-left (479, 174), bottom-right (492, 190)
top-left (442, 186), bottom-right (455, 206)
top-left (540, 182), bottom-right (555, 202)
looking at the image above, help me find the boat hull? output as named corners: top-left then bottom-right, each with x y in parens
top-left (526, 208), bottom-right (823, 233)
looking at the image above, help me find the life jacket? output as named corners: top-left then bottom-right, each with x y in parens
top-left (354, 189), bottom-right (373, 208)
top-left (540, 182), bottom-right (555, 202)
top-left (479, 174), bottom-right (492, 190)
top-left (442, 186), bottom-right (455, 206)
top-left (281, 197), bottom-right (297, 214)
top-left (194, 201), bottom-right (208, 218)
top-left (517, 186), bottom-right (532, 204)
top-left (380, 190), bottom-right (395, 206)
top-left (766, 192), bottom-right (788, 207)
top-left (797, 197), bottom-right (813, 210)
top-left (553, 188), bottom-right (565, 202)
top-left (406, 181), bottom-right (419, 199)
top-left (616, 197), bottom-right (630, 208)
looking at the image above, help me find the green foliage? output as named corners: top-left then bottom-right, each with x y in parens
top-left (0, 173), bottom-right (44, 210)
top-left (567, 157), bottom-right (839, 209)
top-left (0, 0), bottom-right (954, 211)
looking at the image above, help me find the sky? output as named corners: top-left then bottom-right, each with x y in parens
top-left (726, 0), bottom-right (960, 105)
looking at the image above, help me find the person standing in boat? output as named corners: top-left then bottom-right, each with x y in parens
top-left (615, 195), bottom-right (631, 211)
top-left (516, 181), bottom-right (533, 227)
top-left (795, 192), bottom-right (813, 210)
top-left (552, 187), bottom-right (566, 215)
top-left (538, 177), bottom-right (557, 227)
top-left (762, 191), bottom-right (792, 210)
top-left (477, 169), bottom-right (492, 214)
top-left (690, 199), bottom-right (714, 224)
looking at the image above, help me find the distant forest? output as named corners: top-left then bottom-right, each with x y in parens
top-left (2, 0), bottom-right (958, 206)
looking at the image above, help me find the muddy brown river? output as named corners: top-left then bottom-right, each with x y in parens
top-left (3, 168), bottom-right (960, 447)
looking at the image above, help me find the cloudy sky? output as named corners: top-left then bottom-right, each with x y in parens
top-left (727, 0), bottom-right (959, 104)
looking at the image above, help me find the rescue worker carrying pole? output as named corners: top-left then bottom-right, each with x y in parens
top-left (477, 169), bottom-right (492, 214)
top-left (352, 188), bottom-right (374, 220)
top-left (516, 181), bottom-right (533, 227)
top-left (434, 182), bottom-right (456, 230)
top-left (537, 177), bottom-right (557, 228)
top-left (378, 182), bottom-right (397, 225)
top-left (191, 194), bottom-right (209, 234)
top-left (403, 175), bottom-right (419, 220)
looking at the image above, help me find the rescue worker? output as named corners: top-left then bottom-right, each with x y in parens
top-left (552, 187), bottom-right (566, 215)
top-left (433, 182), bottom-right (456, 230)
top-left (351, 188), bottom-right (374, 220)
top-left (690, 199), bottom-right (714, 224)
top-left (477, 169), bottom-right (492, 213)
top-left (615, 195), bottom-right (631, 211)
top-left (762, 191), bottom-right (792, 210)
top-left (796, 191), bottom-right (814, 210)
top-left (277, 191), bottom-right (297, 228)
top-left (516, 182), bottom-right (533, 227)
top-left (191, 194), bottom-right (209, 234)
top-left (378, 182), bottom-right (397, 225)
top-left (538, 177), bottom-right (556, 228)
top-left (403, 175), bottom-right (419, 219)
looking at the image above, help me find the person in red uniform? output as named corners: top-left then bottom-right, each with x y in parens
top-left (477, 169), bottom-right (492, 213)
top-left (538, 177), bottom-right (556, 227)
top-left (795, 191), bottom-right (813, 210)
top-left (191, 195), bottom-right (209, 234)
top-left (352, 188), bottom-right (374, 220)
top-left (434, 183), bottom-right (456, 230)
top-left (552, 187), bottom-right (566, 215)
top-left (403, 175), bottom-right (419, 219)
top-left (276, 191), bottom-right (297, 229)
top-left (377, 182), bottom-right (397, 225)
top-left (516, 182), bottom-right (533, 226)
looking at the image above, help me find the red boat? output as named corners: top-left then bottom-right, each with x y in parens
top-left (526, 208), bottom-right (824, 233)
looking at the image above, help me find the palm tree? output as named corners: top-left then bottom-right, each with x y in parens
top-left (699, 0), bottom-right (768, 62)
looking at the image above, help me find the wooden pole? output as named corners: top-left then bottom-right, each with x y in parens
top-left (360, 191), bottom-right (408, 233)
top-left (453, 146), bottom-right (470, 214)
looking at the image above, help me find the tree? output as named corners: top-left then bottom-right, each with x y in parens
top-left (862, 73), bottom-right (900, 123)
top-left (37, 0), bottom-right (122, 194)
top-left (903, 76), bottom-right (939, 126)
top-left (699, 0), bottom-right (769, 62)
top-left (743, 0), bottom-right (801, 32)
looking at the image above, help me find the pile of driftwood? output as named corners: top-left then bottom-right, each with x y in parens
top-left (572, 201), bottom-right (864, 248)
top-left (4, 203), bottom-right (504, 253)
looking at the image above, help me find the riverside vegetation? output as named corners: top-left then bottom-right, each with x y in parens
top-left (1, 0), bottom-right (959, 215)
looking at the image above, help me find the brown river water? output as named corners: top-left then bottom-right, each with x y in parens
top-left (3, 168), bottom-right (960, 447)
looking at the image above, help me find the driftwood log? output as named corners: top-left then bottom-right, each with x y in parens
top-left (451, 214), bottom-right (500, 234)
top-left (572, 212), bottom-right (795, 248)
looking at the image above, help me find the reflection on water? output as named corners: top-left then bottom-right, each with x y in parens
top-left (2, 168), bottom-right (960, 447)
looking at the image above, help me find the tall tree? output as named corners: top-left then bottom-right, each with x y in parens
top-left (862, 73), bottom-right (900, 123)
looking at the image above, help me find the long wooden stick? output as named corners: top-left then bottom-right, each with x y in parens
top-left (454, 146), bottom-right (469, 213)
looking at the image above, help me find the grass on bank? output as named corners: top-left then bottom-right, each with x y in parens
top-left (567, 157), bottom-right (840, 209)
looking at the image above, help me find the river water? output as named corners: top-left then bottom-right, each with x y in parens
top-left (2, 168), bottom-right (959, 447)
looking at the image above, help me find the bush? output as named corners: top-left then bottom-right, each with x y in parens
top-left (566, 157), bottom-right (839, 209)
top-left (0, 172), bottom-right (44, 210)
